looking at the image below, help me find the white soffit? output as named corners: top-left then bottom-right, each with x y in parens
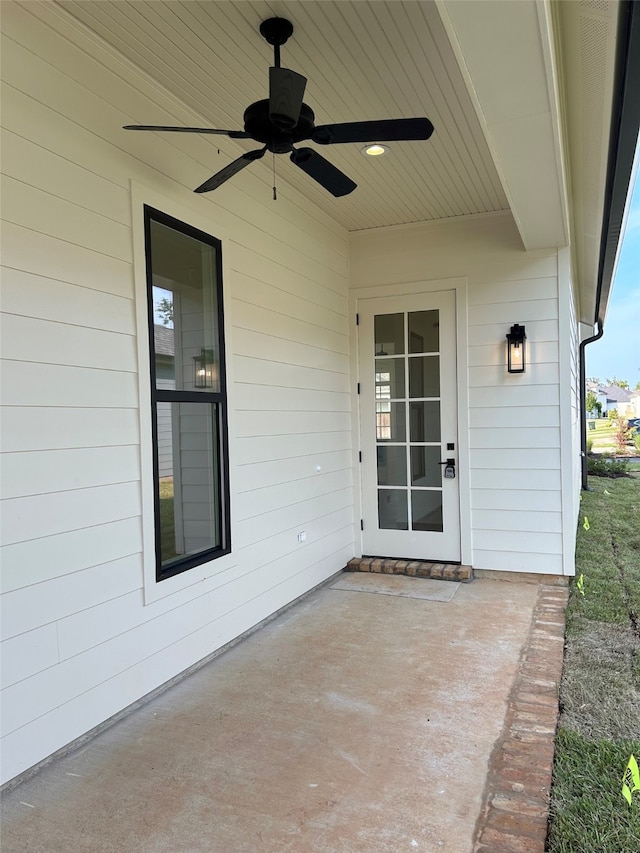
top-left (55, 0), bottom-right (510, 231)
top-left (436, 0), bottom-right (569, 251)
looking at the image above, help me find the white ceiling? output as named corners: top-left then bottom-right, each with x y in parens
top-left (57, 0), bottom-right (510, 232)
top-left (56, 0), bottom-right (624, 325)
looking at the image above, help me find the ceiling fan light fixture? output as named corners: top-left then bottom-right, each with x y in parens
top-left (362, 143), bottom-right (389, 156)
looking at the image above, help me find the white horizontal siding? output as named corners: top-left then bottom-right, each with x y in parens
top-left (473, 550), bottom-right (563, 573)
top-left (469, 427), bottom-right (560, 449)
top-left (237, 488), bottom-right (353, 546)
top-left (235, 410), bottom-right (351, 439)
top-left (1, 268), bottom-right (135, 334)
top-left (235, 470), bottom-right (351, 521)
top-left (237, 431), bottom-right (351, 465)
top-left (232, 327), bottom-right (349, 374)
top-left (0, 556), bottom-right (142, 641)
top-left (236, 450), bottom-right (352, 493)
top-left (2, 361), bottom-right (139, 408)
top-left (233, 356), bottom-right (350, 394)
top-left (470, 489), bottom-right (562, 512)
top-left (2, 446), bottom-right (140, 499)
top-left (1, 1), bottom-right (353, 784)
top-left (1, 407), bottom-right (139, 452)
top-left (2, 314), bottom-right (137, 372)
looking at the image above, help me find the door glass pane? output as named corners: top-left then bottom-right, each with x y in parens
top-left (374, 314), bottom-right (404, 356)
top-left (375, 358), bottom-right (405, 399)
top-left (408, 310), bottom-right (439, 353)
top-left (378, 489), bottom-right (408, 530)
top-left (158, 401), bottom-right (221, 569)
top-left (377, 445), bottom-right (407, 486)
top-left (409, 356), bottom-right (440, 398)
top-left (376, 402), bottom-right (406, 441)
top-left (410, 401), bottom-right (441, 442)
top-left (411, 491), bottom-right (443, 532)
top-left (410, 445), bottom-right (441, 487)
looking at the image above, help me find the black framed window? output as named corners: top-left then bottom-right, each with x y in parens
top-left (144, 206), bottom-right (231, 581)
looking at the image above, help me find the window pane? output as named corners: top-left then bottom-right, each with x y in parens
top-left (158, 401), bottom-right (221, 569)
top-left (377, 445), bottom-right (407, 486)
top-left (409, 355), bottom-right (440, 398)
top-left (150, 220), bottom-right (221, 393)
top-left (411, 491), bottom-right (443, 532)
top-left (374, 314), bottom-right (404, 356)
top-left (408, 310), bottom-right (439, 353)
top-left (375, 358), bottom-right (405, 399)
top-left (378, 489), bottom-right (408, 530)
top-left (410, 445), bottom-right (441, 487)
top-left (410, 401), bottom-right (441, 442)
top-left (376, 402), bottom-right (406, 441)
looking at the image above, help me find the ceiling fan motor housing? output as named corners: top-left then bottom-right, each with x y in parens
top-left (243, 100), bottom-right (316, 153)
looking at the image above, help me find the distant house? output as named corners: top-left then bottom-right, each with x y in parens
top-left (597, 384), bottom-right (633, 416)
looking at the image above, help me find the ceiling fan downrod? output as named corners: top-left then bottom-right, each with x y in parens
top-left (259, 17), bottom-right (294, 68)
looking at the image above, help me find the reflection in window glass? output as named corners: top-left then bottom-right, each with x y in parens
top-left (410, 401), bottom-right (441, 442)
top-left (158, 402), bottom-right (221, 568)
top-left (378, 489), bottom-right (408, 530)
top-left (408, 310), bottom-right (439, 353)
top-left (377, 445), bottom-right (407, 486)
top-left (376, 402), bottom-right (406, 442)
top-left (150, 219), bottom-right (221, 394)
top-left (410, 445), bottom-right (441, 487)
top-left (409, 356), bottom-right (440, 398)
top-left (375, 358), bottom-right (405, 400)
top-left (411, 490), bottom-right (443, 532)
top-left (374, 314), bottom-right (404, 356)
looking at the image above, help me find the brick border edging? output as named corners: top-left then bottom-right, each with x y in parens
top-left (473, 583), bottom-right (569, 853)
top-left (345, 556), bottom-right (473, 582)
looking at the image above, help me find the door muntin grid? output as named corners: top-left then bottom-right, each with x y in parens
top-left (375, 310), bottom-right (443, 533)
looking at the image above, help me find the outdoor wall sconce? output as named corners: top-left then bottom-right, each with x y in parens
top-left (193, 348), bottom-right (215, 388)
top-left (506, 324), bottom-right (526, 373)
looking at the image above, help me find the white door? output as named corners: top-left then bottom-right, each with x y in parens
top-left (358, 291), bottom-right (460, 561)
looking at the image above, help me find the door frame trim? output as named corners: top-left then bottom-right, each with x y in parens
top-left (349, 276), bottom-right (471, 566)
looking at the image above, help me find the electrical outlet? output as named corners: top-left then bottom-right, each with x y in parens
top-left (297, 531), bottom-right (307, 543)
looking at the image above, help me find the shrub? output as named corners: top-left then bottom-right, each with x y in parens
top-left (634, 432), bottom-right (640, 454)
top-left (586, 436), bottom-right (593, 454)
top-left (587, 454), bottom-right (630, 478)
top-left (614, 417), bottom-right (630, 453)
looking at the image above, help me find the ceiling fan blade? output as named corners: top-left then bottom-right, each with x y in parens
top-left (269, 67), bottom-right (307, 129)
top-left (123, 124), bottom-right (250, 138)
top-left (290, 148), bottom-right (356, 197)
top-left (312, 117), bottom-right (434, 145)
top-left (194, 148), bottom-right (266, 194)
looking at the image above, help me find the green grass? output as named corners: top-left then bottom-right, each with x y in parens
top-left (159, 477), bottom-right (178, 562)
top-left (548, 473), bottom-right (640, 851)
top-left (549, 731), bottom-right (640, 853)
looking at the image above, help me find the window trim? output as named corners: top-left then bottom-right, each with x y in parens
top-left (144, 205), bottom-right (231, 582)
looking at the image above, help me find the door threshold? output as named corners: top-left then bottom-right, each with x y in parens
top-left (346, 556), bottom-right (473, 583)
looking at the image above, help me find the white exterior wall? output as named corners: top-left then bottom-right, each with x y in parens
top-left (0, 3), bottom-right (354, 785)
top-left (350, 214), bottom-right (569, 575)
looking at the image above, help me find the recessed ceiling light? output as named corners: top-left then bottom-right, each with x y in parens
top-left (362, 144), bottom-right (389, 157)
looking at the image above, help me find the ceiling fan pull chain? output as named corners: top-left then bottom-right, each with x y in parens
top-left (272, 151), bottom-right (277, 201)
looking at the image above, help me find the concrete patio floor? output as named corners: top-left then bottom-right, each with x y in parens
top-left (1, 574), bottom-right (564, 853)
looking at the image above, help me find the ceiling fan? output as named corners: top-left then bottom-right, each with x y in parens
top-left (124, 17), bottom-right (434, 197)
